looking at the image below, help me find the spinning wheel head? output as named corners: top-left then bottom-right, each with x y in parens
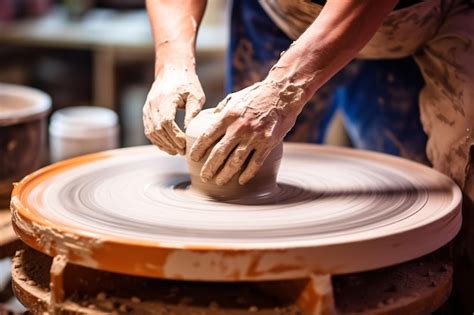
top-left (10, 144), bottom-right (462, 281)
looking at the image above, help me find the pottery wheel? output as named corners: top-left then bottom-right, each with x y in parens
top-left (11, 144), bottom-right (462, 281)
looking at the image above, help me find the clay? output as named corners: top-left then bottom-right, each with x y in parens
top-left (186, 109), bottom-right (283, 201)
top-left (11, 144), bottom-right (462, 281)
top-left (188, 80), bottom-right (307, 186)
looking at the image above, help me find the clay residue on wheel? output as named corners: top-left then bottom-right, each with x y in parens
top-left (14, 248), bottom-right (303, 315)
top-left (10, 202), bottom-right (103, 268)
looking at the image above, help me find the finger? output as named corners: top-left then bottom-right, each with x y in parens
top-left (200, 136), bottom-right (240, 182)
top-left (156, 96), bottom-right (186, 151)
top-left (144, 110), bottom-right (163, 146)
top-left (184, 93), bottom-right (205, 129)
top-left (162, 120), bottom-right (186, 155)
top-left (160, 126), bottom-right (185, 155)
top-left (189, 114), bottom-right (235, 162)
top-left (146, 129), bottom-right (176, 155)
top-left (149, 98), bottom-right (185, 153)
top-left (239, 148), bottom-right (272, 185)
top-left (144, 112), bottom-right (179, 155)
top-left (150, 133), bottom-right (178, 155)
top-left (215, 143), bottom-right (253, 186)
top-left (152, 134), bottom-right (178, 155)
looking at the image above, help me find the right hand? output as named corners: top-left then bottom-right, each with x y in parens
top-left (143, 66), bottom-right (205, 155)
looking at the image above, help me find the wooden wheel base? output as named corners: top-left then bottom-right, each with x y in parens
top-left (12, 246), bottom-right (452, 315)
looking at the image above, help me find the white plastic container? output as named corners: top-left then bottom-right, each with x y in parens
top-left (49, 106), bottom-right (119, 162)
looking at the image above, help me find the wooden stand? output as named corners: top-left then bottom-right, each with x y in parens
top-left (12, 247), bottom-right (452, 315)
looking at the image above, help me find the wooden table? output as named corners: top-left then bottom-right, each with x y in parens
top-left (0, 6), bottom-right (227, 109)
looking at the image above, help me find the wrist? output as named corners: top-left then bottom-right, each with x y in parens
top-left (265, 62), bottom-right (320, 104)
top-left (265, 45), bottom-right (324, 99)
top-left (154, 43), bottom-right (197, 77)
top-left (259, 76), bottom-right (307, 118)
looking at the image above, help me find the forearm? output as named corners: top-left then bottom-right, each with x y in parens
top-left (146, 0), bottom-right (207, 76)
top-left (267, 0), bottom-right (397, 101)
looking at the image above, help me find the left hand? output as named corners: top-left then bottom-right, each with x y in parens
top-left (143, 66), bottom-right (205, 155)
top-left (189, 79), bottom-right (306, 186)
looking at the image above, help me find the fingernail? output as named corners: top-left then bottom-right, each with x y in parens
top-left (201, 170), bottom-right (211, 181)
top-left (239, 176), bottom-right (250, 185)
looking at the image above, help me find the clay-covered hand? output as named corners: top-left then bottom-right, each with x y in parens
top-left (143, 66), bottom-right (205, 155)
top-left (189, 79), bottom-right (306, 185)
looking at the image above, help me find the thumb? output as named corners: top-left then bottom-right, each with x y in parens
top-left (184, 93), bottom-right (205, 129)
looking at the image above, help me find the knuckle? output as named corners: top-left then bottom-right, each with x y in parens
top-left (229, 157), bottom-right (241, 168)
top-left (213, 146), bottom-right (227, 156)
top-left (235, 146), bottom-right (249, 157)
top-left (237, 120), bottom-right (251, 131)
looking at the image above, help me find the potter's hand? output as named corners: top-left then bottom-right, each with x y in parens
top-left (143, 67), bottom-right (205, 155)
top-left (190, 79), bottom-right (306, 185)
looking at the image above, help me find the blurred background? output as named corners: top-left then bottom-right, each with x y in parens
top-left (0, 0), bottom-right (229, 148)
